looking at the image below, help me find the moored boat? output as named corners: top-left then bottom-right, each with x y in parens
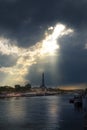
top-left (69, 98), bottom-right (74, 103)
top-left (69, 94), bottom-right (83, 107)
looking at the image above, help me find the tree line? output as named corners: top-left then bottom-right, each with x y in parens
top-left (0, 83), bottom-right (31, 93)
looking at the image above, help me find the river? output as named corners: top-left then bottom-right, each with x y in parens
top-left (0, 94), bottom-right (83, 130)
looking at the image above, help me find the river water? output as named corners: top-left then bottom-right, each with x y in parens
top-left (0, 94), bottom-right (83, 130)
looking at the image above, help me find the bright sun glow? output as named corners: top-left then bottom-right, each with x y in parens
top-left (41, 24), bottom-right (66, 55)
top-left (42, 40), bottom-right (59, 55)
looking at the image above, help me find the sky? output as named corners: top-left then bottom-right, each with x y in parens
top-left (0, 0), bottom-right (87, 88)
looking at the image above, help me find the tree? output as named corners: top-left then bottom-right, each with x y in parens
top-left (15, 85), bottom-right (21, 91)
top-left (25, 83), bottom-right (31, 89)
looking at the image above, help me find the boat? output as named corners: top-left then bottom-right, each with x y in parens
top-left (69, 98), bottom-right (74, 103)
top-left (69, 94), bottom-right (83, 107)
top-left (74, 95), bottom-right (83, 107)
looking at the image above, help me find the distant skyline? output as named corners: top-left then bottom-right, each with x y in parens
top-left (0, 0), bottom-right (87, 88)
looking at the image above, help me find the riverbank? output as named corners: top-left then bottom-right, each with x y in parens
top-left (0, 91), bottom-right (61, 98)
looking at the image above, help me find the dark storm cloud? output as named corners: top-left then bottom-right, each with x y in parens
top-left (0, 0), bottom-right (87, 47)
top-left (57, 35), bottom-right (87, 85)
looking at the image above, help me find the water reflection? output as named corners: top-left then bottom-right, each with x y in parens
top-left (0, 95), bottom-right (83, 130)
top-left (74, 104), bottom-right (83, 112)
top-left (47, 96), bottom-right (61, 129)
top-left (4, 98), bottom-right (26, 122)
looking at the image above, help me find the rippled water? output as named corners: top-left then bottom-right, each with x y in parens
top-left (0, 95), bottom-right (83, 130)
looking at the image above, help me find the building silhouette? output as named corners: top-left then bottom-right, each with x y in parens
top-left (40, 72), bottom-right (46, 88)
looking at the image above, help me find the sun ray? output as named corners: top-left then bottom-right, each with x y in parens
top-left (0, 23), bottom-right (74, 86)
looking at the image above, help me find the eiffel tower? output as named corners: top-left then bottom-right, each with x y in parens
top-left (40, 72), bottom-right (46, 88)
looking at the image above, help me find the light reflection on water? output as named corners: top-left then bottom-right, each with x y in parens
top-left (5, 98), bottom-right (26, 121)
top-left (0, 95), bottom-right (83, 130)
top-left (46, 96), bottom-right (61, 128)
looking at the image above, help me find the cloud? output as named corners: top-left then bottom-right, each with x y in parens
top-left (0, 0), bottom-right (87, 48)
top-left (0, 23), bottom-right (73, 86)
top-left (0, 55), bottom-right (17, 67)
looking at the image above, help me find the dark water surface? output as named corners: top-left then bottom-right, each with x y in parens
top-left (0, 95), bottom-right (83, 130)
